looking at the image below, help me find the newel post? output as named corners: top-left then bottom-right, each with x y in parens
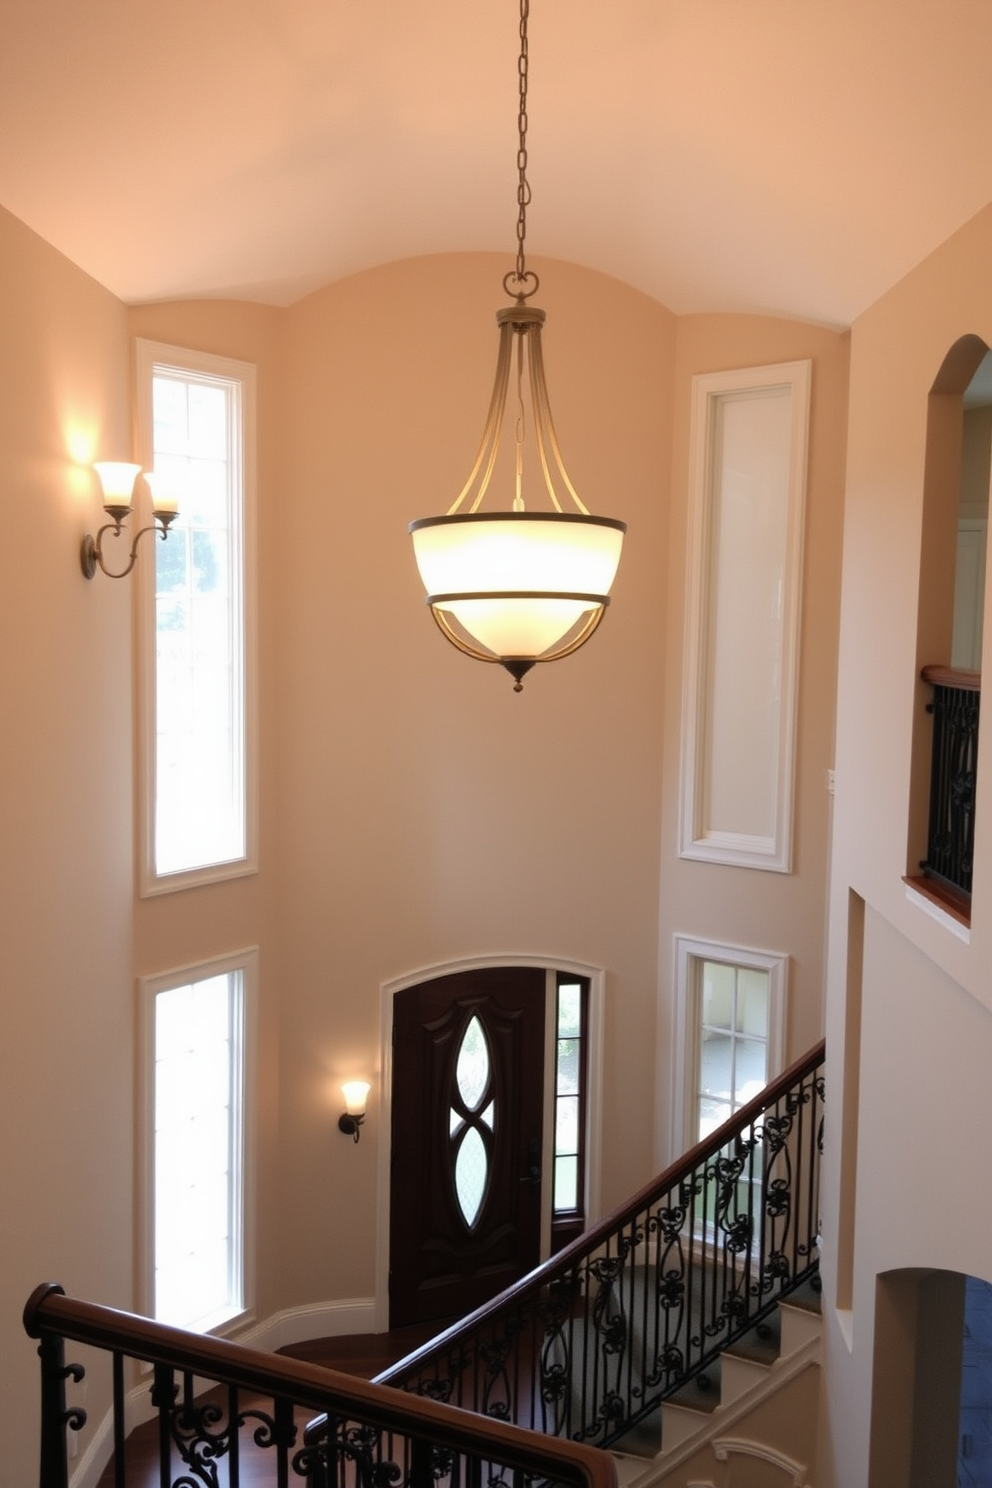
top-left (23, 1285), bottom-right (85, 1488)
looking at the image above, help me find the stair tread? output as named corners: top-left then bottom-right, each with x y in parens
top-left (665, 1359), bottom-right (721, 1413)
top-left (782, 1274), bottom-right (823, 1313)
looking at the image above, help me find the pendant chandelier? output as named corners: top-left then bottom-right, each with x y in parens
top-left (409, 0), bottom-right (626, 692)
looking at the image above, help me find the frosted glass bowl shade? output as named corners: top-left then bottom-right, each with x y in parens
top-left (410, 511), bottom-right (626, 661)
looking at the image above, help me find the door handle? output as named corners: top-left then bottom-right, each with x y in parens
top-left (520, 1136), bottom-right (541, 1186)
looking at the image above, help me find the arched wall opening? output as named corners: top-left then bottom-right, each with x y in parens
top-left (868, 1267), bottom-right (992, 1487)
top-left (906, 333), bottom-right (990, 906)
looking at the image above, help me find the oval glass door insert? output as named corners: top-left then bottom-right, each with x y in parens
top-left (452, 1014), bottom-right (493, 1228)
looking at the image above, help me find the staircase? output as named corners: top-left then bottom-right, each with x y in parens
top-left (612, 1275), bottom-right (821, 1485)
top-left (21, 1042), bottom-right (824, 1488)
top-left (370, 1041), bottom-right (825, 1470)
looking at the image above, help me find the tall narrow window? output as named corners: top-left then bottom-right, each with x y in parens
top-left (141, 950), bottom-right (256, 1333)
top-left (672, 937), bottom-right (786, 1158)
top-left (551, 973), bottom-right (588, 1251)
top-left (136, 341), bottom-right (256, 893)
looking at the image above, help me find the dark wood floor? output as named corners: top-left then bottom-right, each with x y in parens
top-left (94, 1322), bottom-right (446, 1487)
top-left (279, 1319), bottom-right (444, 1376)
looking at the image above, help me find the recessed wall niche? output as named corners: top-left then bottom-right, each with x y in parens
top-left (680, 361), bottom-right (811, 873)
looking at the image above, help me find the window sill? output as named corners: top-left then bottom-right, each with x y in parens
top-left (903, 875), bottom-right (971, 940)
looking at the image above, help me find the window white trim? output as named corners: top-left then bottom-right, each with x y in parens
top-left (680, 360), bottom-right (810, 872)
top-left (135, 339), bottom-right (258, 896)
top-left (138, 947), bottom-right (258, 1334)
top-left (670, 934), bottom-right (787, 1162)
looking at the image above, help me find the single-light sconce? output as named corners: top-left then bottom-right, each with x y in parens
top-left (338, 1081), bottom-right (371, 1143)
top-left (80, 461), bottom-right (179, 580)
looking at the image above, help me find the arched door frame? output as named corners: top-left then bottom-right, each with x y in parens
top-left (374, 953), bottom-right (606, 1332)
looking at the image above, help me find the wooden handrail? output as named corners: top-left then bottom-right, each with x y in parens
top-left (376, 1038), bottom-right (826, 1388)
top-left (921, 664), bottom-right (981, 692)
top-left (23, 1284), bottom-right (616, 1488)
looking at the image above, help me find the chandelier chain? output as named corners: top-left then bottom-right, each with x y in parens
top-left (505, 0), bottom-right (538, 302)
top-left (515, 0), bottom-right (530, 284)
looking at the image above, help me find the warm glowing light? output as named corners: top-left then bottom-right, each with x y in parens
top-left (342, 1080), bottom-right (371, 1117)
top-left (144, 470), bottom-right (180, 517)
top-left (411, 512), bottom-right (625, 659)
top-left (66, 426), bottom-right (98, 465)
top-left (94, 461), bottom-right (141, 512)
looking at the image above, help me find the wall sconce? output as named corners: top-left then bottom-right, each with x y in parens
top-left (338, 1081), bottom-right (371, 1143)
top-left (80, 461), bottom-right (179, 580)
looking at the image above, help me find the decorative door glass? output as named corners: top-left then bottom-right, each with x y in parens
top-left (451, 1014), bottom-right (495, 1228)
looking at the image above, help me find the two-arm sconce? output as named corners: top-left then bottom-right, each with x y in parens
top-left (338, 1081), bottom-right (371, 1143)
top-left (81, 461), bottom-right (179, 580)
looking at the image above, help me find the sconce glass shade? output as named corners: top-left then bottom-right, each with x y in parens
top-left (94, 461), bottom-right (141, 514)
top-left (144, 470), bottom-right (180, 517)
top-left (342, 1080), bottom-right (371, 1118)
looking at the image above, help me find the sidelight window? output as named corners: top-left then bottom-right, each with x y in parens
top-left (551, 973), bottom-right (588, 1250)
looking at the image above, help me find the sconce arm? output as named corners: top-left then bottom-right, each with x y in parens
top-left (81, 512), bottom-right (178, 581)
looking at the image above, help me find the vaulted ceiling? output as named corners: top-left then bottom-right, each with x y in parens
top-left (2, 0), bottom-right (991, 327)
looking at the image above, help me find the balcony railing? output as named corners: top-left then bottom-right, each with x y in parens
top-left (361, 1041), bottom-right (825, 1454)
top-left (23, 1285), bottom-right (615, 1488)
top-left (919, 664), bottom-right (981, 905)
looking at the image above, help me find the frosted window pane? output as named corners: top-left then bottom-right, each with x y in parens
top-left (736, 1037), bottom-right (767, 1105)
top-left (557, 983), bottom-right (582, 1037)
top-left (739, 969), bottom-right (769, 1036)
top-left (556, 1037), bottom-right (580, 1096)
top-left (480, 1100), bottom-right (494, 1131)
top-left (700, 1031), bottom-right (733, 1100)
top-left (556, 1095), bottom-right (579, 1155)
top-left (456, 1015), bottom-right (490, 1111)
top-left (702, 961), bottom-right (735, 1029)
top-left (699, 1095), bottom-right (731, 1139)
top-left (455, 1126), bottom-right (488, 1228)
top-left (555, 1155), bottom-right (578, 1211)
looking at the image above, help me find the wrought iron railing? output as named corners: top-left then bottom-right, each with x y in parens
top-left (369, 1041), bottom-right (825, 1453)
top-left (920, 665), bottom-right (980, 901)
top-left (22, 1284), bottom-right (615, 1488)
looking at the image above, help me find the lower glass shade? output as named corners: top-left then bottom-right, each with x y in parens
top-left (411, 511), bottom-right (626, 661)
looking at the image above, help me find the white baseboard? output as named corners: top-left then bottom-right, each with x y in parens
top-left (68, 1296), bottom-right (377, 1488)
top-left (232, 1296), bottom-right (377, 1353)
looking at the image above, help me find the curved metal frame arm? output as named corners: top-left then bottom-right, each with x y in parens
top-left (80, 512), bottom-right (178, 580)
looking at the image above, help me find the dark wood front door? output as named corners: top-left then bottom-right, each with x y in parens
top-left (389, 966), bottom-right (546, 1329)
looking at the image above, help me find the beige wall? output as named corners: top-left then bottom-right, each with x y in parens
top-left (1, 212), bottom-right (847, 1484)
top-left (126, 297), bottom-right (286, 1322)
top-left (0, 204), bottom-right (134, 1488)
top-left (821, 200), bottom-right (992, 1486)
top-left (655, 314), bottom-right (849, 1162)
top-left (272, 253), bottom-right (676, 1302)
